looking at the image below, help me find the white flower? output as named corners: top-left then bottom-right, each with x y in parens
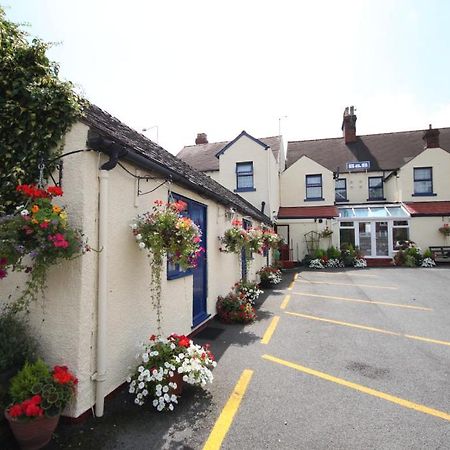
top-left (126, 376), bottom-right (131, 383)
top-left (171, 395), bottom-right (177, 402)
top-left (153, 399), bottom-right (158, 407)
top-left (129, 387), bottom-right (135, 394)
top-left (170, 343), bottom-right (176, 350)
top-left (130, 223), bottom-right (138, 230)
top-left (20, 209), bottom-right (29, 216)
top-left (157, 404), bottom-right (164, 411)
top-left (162, 385), bottom-right (169, 393)
top-left (135, 234), bottom-right (142, 240)
top-left (143, 389), bottom-right (148, 396)
top-left (164, 393), bottom-right (170, 401)
top-left (138, 382), bottom-right (145, 389)
top-left (138, 366), bottom-right (144, 373)
top-left (138, 242), bottom-right (146, 249)
top-left (168, 404), bottom-right (174, 411)
top-left (134, 398), bottom-right (140, 404)
top-left (142, 353), bottom-right (149, 363)
top-left (156, 384), bottom-right (162, 390)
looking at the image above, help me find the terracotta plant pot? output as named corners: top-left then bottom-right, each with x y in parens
top-left (169, 372), bottom-right (184, 396)
top-left (5, 410), bottom-right (60, 450)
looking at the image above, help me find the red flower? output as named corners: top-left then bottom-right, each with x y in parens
top-left (53, 365), bottom-right (77, 384)
top-left (30, 395), bottom-right (42, 404)
top-left (24, 402), bottom-right (43, 417)
top-left (0, 269), bottom-right (7, 279)
top-left (177, 336), bottom-right (191, 348)
top-left (149, 334), bottom-right (157, 341)
top-left (47, 186), bottom-right (63, 197)
top-left (8, 404), bottom-right (23, 418)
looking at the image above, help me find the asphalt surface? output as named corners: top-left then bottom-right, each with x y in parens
top-left (4, 267), bottom-right (450, 449)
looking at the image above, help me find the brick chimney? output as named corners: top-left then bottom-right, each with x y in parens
top-left (423, 124), bottom-right (440, 148)
top-left (341, 106), bottom-right (357, 144)
top-left (195, 133), bottom-right (208, 144)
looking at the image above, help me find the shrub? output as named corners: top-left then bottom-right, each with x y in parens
top-left (326, 246), bottom-right (341, 260)
top-left (9, 359), bottom-right (50, 403)
top-left (0, 311), bottom-right (37, 373)
top-left (423, 248), bottom-right (433, 259)
top-left (314, 248), bottom-right (326, 259)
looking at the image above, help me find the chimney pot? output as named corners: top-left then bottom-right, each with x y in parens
top-left (341, 106), bottom-right (357, 144)
top-left (423, 125), bottom-right (440, 148)
top-left (195, 133), bottom-right (208, 145)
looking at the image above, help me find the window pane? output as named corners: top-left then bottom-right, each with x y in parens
top-left (339, 208), bottom-right (354, 218)
top-left (335, 190), bottom-right (347, 201)
top-left (340, 228), bottom-right (355, 247)
top-left (414, 168), bottom-right (431, 180)
top-left (368, 207), bottom-right (388, 217)
top-left (336, 179), bottom-right (346, 189)
top-left (414, 180), bottom-right (432, 193)
top-left (369, 177), bottom-right (383, 188)
top-left (306, 175), bottom-right (321, 185)
top-left (341, 221), bottom-right (354, 227)
top-left (394, 220), bottom-right (408, 226)
top-left (236, 162), bottom-right (252, 173)
top-left (354, 208), bottom-right (369, 217)
top-left (387, 207), bottom-right (408, 217)
top-left (306, 186), bottom-right (322, 198)
top-left (237, 175), bottom-right (253, 188)
top-left (369, 187), bottom-right (383, 199)
top-left (393, 227), bottom-right (409, 249)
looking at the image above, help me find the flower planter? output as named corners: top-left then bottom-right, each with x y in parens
top-left (5, 410), bottom-right (59, 450)
top-left (169, 372), bottom-right (184, 396)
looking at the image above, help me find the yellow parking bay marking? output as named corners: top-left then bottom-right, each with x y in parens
top-left (261, 316), bottom-right (280, 344)
top-left (294, 273), bottom-right (299, 280)
top-left (280, 294), bottom-right (291, 310)
top-left (203, 369), bottom-right (254, 450)
top-left (288, 280), bottom-right (295, 291)
top-left (291, 291), bottom-right (432, 311)
top-left (302, 272), bottom-right (378, 278)
top-left (262, 354), bottom-right (450, 423)
top-left (286, 311), bottom-right (400, 336)
top-left (298, 279), bottom-right (398, 290)
top-left (285, 311), bottom-right (450, 347)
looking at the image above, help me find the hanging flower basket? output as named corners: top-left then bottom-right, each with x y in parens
top-left (220, 219), bottom-right (249, 253)
top-left (0, 184), bottom-right (90, 313)
top-left (439, 225), bottom-right (450, 236)
top-left (130, 200), bottom-right (203, 331)
top-left (320, 227), bottom-right (333, 238)
top-left (261, 226), bottom-right (283, 251)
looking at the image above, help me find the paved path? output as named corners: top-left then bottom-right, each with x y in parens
top-left (33, 267), bottom-right (450, 449)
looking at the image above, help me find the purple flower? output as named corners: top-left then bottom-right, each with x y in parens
top-left (0, 268), bottom-right (7, 279)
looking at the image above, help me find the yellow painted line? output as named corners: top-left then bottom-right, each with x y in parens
top-left (287, 280), bottom-right (295, 291)
top-left (262, 354), bottom-right (450, 423)
top-left (280, 295), bottom-right (291, 310)
top-left (294, 273), bottom-right (299, 280)
top-left (297, 279), bottom-right (398, 290)
top-left (291, 291), bottom-right (432, 311)
top-left (203, 369), bottom-right (254, 450)
top-left (304, 272), bottom-right (378, 278)
top-left (285, 311), bottom-right (450, 347)
top-left (261, 316), bottom-right (280, 344)
top-left (285, 311), bottom-right (401, 336)
top-left (404, 334), bottom-right (450, 348)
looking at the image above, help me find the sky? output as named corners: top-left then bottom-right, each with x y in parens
top-left (4, 0), bottom-right (450, 154)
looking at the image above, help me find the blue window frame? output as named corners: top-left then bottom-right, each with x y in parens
top-left (305, 174), bottom-right (323, 200)
top-left (235, 162), bottom-right (255, 192)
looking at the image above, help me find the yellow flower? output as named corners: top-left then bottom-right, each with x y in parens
top-left (52, 205), bottom-right (62, 214)
top-left (59, 211), bottom-right (68, 221)
top-left (31, 219), bottom-right (38, 224)
top-left (31, 205), bottom-right (39, 213)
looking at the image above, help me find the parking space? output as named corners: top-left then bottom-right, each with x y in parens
top-left (206, 267), bottom-right (450, 449)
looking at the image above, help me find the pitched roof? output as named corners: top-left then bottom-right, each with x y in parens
top-left (177, 133), bottom-right (282, 172)
top-left (404, 201), bottom-right (450, 217)
top-left (82, 105), bottom-right (271, 224)
top-left (286, 128), bottom-right (450, 172)
top-left (277, 205), bottom-right (338, 219)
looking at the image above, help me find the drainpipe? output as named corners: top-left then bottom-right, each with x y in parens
top-left (93, 169), bottom-right (109, 417)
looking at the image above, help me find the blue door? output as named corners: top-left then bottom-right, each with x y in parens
top-left (169, 194), bottom-right (208, 327)
top-left (189, 201), bottom-right (208, 326)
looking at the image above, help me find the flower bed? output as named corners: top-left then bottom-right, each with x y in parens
top-left (257, 266), bottom-right (282, 287)
top-left (216, 292), bottom-right (256, 323)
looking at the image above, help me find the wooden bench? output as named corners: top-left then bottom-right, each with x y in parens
top-left (429, 246), bottom-right (450, 263)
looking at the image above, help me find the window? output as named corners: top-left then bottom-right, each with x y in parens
top-left (368, 176), bottom-right (384, 200)
top-left (335, 178), bottom-right (347, 202)
top-left (305, 174), bottom-right (323, 200)
top-left (236, 162), bottom-right (254, 191)
top-left (413, 167), bottom-right (433, 195)
top-left (339, 221), bottom-right (355, 248)
top-left (393, 220), bottom-right (410, 250)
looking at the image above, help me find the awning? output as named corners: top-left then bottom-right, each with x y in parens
top-left (277, 205), bottom-right (338, 219)
top-left (404, 201), bottom-right (450, 217)
top-left (338, 204), bottom-right (410, 219)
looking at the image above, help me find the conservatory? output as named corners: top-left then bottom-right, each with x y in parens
top-left (338, 205), bottom-right (411, 258)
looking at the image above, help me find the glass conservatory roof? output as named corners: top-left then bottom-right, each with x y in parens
top-left (338, 205), bottom-right (410, 219)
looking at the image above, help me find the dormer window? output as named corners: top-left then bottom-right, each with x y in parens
top-left (235, 162), bottom-right (255, 192)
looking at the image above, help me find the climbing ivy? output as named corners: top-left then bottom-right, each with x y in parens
top-left (0, 7), bottom-right (84, 213)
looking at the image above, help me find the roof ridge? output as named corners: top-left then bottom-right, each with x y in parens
top-left (288, 126), bottom-right (450, 145)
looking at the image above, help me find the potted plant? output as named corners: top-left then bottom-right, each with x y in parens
top-left (220, 219), bottom-right (249, 253)
top-left (5, 359), bottom-right (77, 450)
top-left (127, 333), bottom-right (216, 411)
top-left (130, 200), bottom-right (203, 332)
top-left (234, 280), bottom-right (263, 303)
top-left (261, 226), bottom-right (283, 251)
top-left (216, 292), bottom-right (256, 323)
top-left (257, 266), bottom-right (282, 288)
top-left (439, 224), bottom-right (450, 237)
top-left (0, 184), bottom-right (90, 313)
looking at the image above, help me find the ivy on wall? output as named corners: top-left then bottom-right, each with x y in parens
top-left (0, 7), bottom-right (85, 213)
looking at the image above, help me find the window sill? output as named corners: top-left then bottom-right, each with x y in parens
top-left (234, 187), bottom-right (256, 193)
top-left (366, 198), bottom-right (386, 202)
top-left (304, 198), bottom-right (325, 202)
top-left (335, 199), bottom-right (349, 203)
top-left (412, 193), bottom-right (437, 197)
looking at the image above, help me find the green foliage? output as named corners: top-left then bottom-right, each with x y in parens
top-left (423, 248), bottom-right (433, 259)
top-left (9, 359), bottom-right (50, 403)
top-left (0, 311), bottom-right (37, 372)
top-left (0, 7), bottom-right (84, 213)
top-left (326, 246), bottom-right (341, 259)
top-left (395, 246), bottom-right (423, 267)
top-left (314, 248), bottom-right (326, 259)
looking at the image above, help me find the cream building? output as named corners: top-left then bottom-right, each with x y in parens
top-left (1, 105), bottom-right (270, 418)
top-left (179, 107), bottom-right (450, 264)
